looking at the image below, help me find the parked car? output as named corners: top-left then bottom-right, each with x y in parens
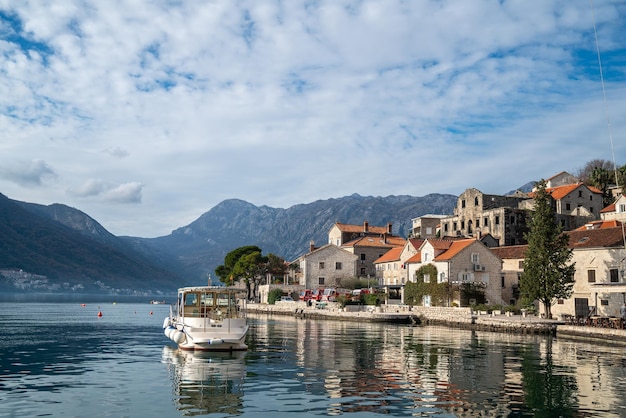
top-left (299, 289), bottom-right (313, 301)
top-left (280, 296), bottom-right (295, 302)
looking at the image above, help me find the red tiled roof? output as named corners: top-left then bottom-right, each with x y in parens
top-left (566, 226), bottom-right (626, 249)
top-left (374, 247), bottom-right (403, 263)
top-left (490, 245), bottom-right (528, 259)
top-left (434, 239), bottom-right (476, 261)
top-left (334, 222), bottom-right (389, 235)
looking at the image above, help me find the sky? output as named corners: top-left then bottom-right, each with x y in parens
top-left (1, 1), bottom-right (625, 238)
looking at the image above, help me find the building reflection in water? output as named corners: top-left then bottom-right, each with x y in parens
top-left (247, 314), bottom-right (626, 416)
top-left (161, 346), bottom-right (246, 416)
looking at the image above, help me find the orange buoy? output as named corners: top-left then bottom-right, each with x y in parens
top-left (97, 311), bottom-right (103, 317)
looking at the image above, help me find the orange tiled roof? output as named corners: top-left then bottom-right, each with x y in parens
top-left (374, 247), bottom-right (403, 263)
top-left (434, 239), bottom-right (476, 261)
top-left (342, 236), bottom-right (406, 248)
top-left (528, 183), bottom-right (602, 200)
top-left (573, 219), bottom-right (623, 230)
top-left (405, 252), bottom-right (421, 264)
top-left (601, 202), bottom-right (616, 213)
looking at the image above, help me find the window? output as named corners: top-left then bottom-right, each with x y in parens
top-left (440, 272), bottom-right (445, 283)
top-left (423, 274), bottom-right (430, 283)
top-left (518, 260), bottom-right (524, 269)
top-left (566, 203), bottom-right (571, 211)
top-left (461, 220), bottom-right (465, 229)
top-left (495, 216), bottom-right (500, 225)
top-left (444, 223), bottom-right (449, 232)
top-left (610, 268), bottom-right (619, 283)
top-left (461, 199), bottom-right (466, 208)
top-left (424, 253), bottom-right (429, 262)
top-left (590, 207), bottom-right (594, 213)
top-left (589, 195), bottom-right (593, 201)
top-left (453, 222), bottom-right (457, 231)
top-left (601, 299), bottom-right (609, 306)
top-left (501, 276), bottom-right (505, 288)
top-left (587, 270), bottom-right (596, 283)
top-left (476, 219), bottom-right (480, 227)
top-left (319, 262), bottom-right (325, 269)
top-left (318, 277), bottom-right (325, 285)
top-left (360, 253), bottom-right (366, 261)
top-left (335, 262), bottom-right (342, 270)
top-left (471, 253), bottom-right (479, 263)
top-left (474, 197), bottom-right (479, 206)
top-left (484, 217), bottom-right (489, 227)
top-left (360, 268), bottom-right (366, 275)
top-left (510, 216), bottom-right (515, 224)
top-left (619, 204), bottom-right (626, 213)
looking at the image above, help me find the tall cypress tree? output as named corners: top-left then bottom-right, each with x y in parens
top-left (520, 180), bottom-right (575, 319)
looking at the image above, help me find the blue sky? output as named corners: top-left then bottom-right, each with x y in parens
top-left (1, 1), bottom-right (625, 237)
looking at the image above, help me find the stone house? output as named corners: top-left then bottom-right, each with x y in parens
top-left (340, 235), bottom-right (405, 278)
top-left (294, 243), bottom-right (359, 290)
top-left (549, 225), bottom-right (626, 319)
top-left (600, 194), bottom-right (626, 223)
top-left (489, 245), bottom-right (527, 306)
top-left (407, 214), bottom-right (448, 239)
top-left (439, 188), bottom-right (529, 246)
top-left (403, 238), bottom-right (504, 307)
top-left (524, 182), bottom-right (604, 230)
top-left (328, 221), bottom-right (394, 246)
top-left (374, 238), bottom-right (424, 303)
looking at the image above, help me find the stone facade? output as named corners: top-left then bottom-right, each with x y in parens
top-left (407, 214), bottom-right (447, 238)
top-left (403, 238), bottom-right (505, 307)
top-left (549, 227), bottom-right (626, 319)
top-left (439, 188), bottom-right (529, 246)
top-left (295, 244), bottom-right (358, 290)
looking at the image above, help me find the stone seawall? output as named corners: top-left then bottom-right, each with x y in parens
top-left (245, 302), bottom-right (557, 333)
top-left (245, 302), bottom-right (626, 341)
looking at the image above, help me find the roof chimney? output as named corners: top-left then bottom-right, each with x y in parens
top-left (309, 240), bottom-right (315, 252)
top-left (387, 223), bottom-right (392, 235)
top-left (364, 221), bottom-right (369, 232)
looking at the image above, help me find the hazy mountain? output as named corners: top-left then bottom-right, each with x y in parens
top-left (139, 193), bottom-right (458, 284)
top-left (0, 193), bottom-right (182, 294)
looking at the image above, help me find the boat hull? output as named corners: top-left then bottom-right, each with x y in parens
top-left (163, 285), bottom-right (249, 352)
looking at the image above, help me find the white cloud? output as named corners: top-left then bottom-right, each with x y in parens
top-left (0, 159), bottom-right (57, 187)
top-left (0, 0), bottom-right (624, 236)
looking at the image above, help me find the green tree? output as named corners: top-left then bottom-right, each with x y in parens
top-left (215, 245), bottom-right (263, 286)
top-left (520, 180), bottom-right (575, 319)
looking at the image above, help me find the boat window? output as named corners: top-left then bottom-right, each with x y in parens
top-left (217, 293), bottom-right (231, 307)
top-left (201, 293), bottom-right (215, 307)
top-left (184, 293), bottom-right (198, 306)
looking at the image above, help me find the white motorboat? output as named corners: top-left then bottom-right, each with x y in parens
top-left (163, 286), bottom-right (248, 351)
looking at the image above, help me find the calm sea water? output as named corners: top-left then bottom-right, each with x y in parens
top-left (1, 301), bottom-right (625, 417)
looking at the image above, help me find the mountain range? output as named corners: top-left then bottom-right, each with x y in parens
top-left (0, 182), bottom-right (534, 295)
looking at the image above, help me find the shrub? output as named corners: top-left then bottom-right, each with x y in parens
top-left (268, 288), bottom-right (283, 305)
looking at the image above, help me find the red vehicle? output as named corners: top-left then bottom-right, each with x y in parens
top-left (299, 289), bottom-right (313, 302)
top-left (312, 288), bottom-right (324, 301)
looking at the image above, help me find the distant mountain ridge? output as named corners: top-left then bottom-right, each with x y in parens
top-left (0, 193), bottom-right (181, 294)
top-left (141, 193), bottom-right (458, 283)
top-left (4, 186), bottom-right (546, 292)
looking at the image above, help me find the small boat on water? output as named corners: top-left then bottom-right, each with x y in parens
top-left (163, 286), bottom-right (248, 351)
top-left (150, 300), bottom-right (166, 304)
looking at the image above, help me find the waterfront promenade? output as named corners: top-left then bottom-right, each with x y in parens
top-left (246, 301), bottom-right (626, 344)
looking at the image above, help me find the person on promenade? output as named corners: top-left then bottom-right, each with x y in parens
top-left (620, 303), bottom-right (626, 329)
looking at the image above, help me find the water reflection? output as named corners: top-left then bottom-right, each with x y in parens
top-left (245, 315), bottom-right (626, 417)
top-left (161, 346), bottom-right (246, 416)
